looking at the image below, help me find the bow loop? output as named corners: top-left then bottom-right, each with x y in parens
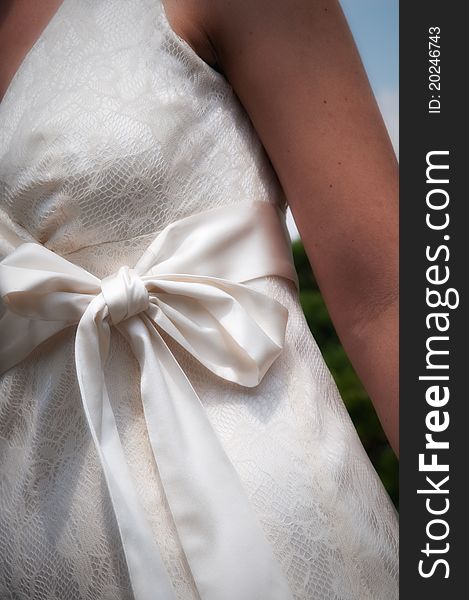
top-left (143, 274), bottom-right (287, 387)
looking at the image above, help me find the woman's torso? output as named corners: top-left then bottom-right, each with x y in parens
top-left (0, 1), bottom-right (399, 598)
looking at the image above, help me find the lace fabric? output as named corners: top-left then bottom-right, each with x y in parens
top-left (0, 0), bottom-right (398, 598)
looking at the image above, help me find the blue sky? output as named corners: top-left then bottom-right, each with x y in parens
top-left (340, 0), bottom-right (398, 153)
top-left (287, 0), bottom-right (398, 238)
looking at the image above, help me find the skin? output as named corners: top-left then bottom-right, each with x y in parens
top-left (0, 0), bottom-right (399, 456)
top-left (0, 0), bottom-right (64, 101)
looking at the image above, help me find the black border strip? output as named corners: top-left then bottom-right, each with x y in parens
top-left (400, 2), bottom-right (467, 596)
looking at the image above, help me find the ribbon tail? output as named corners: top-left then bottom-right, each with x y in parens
top-left (74, 297), bottom-right (176, 600)
top-left (122, 313), bottom-right (294, 600)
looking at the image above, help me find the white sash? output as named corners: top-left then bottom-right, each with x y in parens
top-left (0, 201), bottom-right (298, 600)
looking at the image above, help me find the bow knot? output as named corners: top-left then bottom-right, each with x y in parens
top-left (101, 265), bottom-right (150, 325)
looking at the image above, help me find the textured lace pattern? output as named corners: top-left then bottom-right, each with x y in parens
top-left (0, 0), bottom-right (398, 598)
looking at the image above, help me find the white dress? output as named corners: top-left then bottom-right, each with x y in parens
top-left (0, 1), bottom-right (399, 599)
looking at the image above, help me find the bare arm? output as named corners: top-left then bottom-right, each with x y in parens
top-left (164, 0), bottom-right (399, 455)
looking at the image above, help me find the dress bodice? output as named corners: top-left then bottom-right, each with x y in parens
top-left (0, 0), bottom-right (286, 276)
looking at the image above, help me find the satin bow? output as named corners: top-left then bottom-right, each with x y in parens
top-left (0, 201), bottom-right (298, 600)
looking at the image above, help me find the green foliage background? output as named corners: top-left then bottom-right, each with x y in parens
top-left (292, 240), bottom-right (398, 508)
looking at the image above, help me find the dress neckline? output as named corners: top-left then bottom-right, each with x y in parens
top-left (0, 0), bottom-right (67, 105)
